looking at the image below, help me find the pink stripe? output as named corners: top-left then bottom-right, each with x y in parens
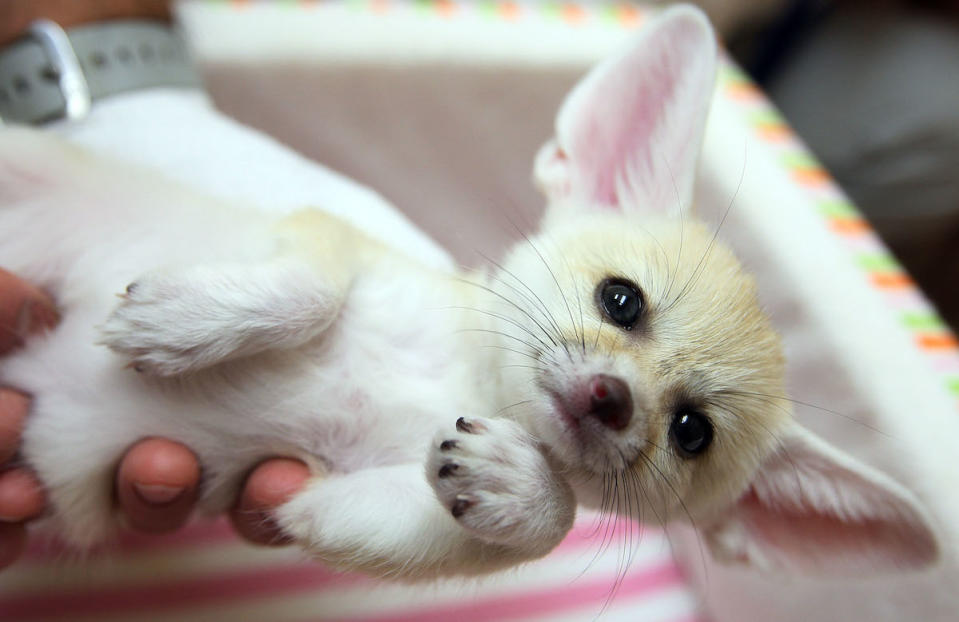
top-left (0, 562), bottom-right (366, 621)
top-left (24, 516), bottom-right (654, 562)
top-left (114, 518), bottom-right (237, 553)
top-left (5, 520), bottom-right (678, 621)
top-left (318, 562), bottom-right (684, 622)
top-left (932, 356), bottom-right (959, 373)
top-left (18, 516), bottom-right (651, 572)
top-left (839, 232), bottom-right (885, 254)
top-left (1, 558), bottom-right (687, 622)
top-left (882, 289), bottom-right (929, 311)
top-left (22, 519), bottom-right (237, 561)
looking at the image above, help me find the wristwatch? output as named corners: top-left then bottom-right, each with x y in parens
top-left (0, 19), bottom-right (200, 125)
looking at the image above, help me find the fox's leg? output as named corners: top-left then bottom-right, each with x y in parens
top-left (99, 258), bottom-right (344, 375)
top-left (99, 209), bottom-right (378, 376)
top-left (276, 417), bottom-right (575, 579)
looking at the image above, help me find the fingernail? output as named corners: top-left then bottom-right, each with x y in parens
top-left (0, 389), bottom-right (31, 436)
top-left (133, 483), bottom-right (186, 506)
top-left (15, 299), bottom-right (58, 337)
top-left (28, 298), bottom-right (59, 333)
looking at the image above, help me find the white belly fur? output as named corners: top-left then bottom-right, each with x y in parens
top-left (0, 133), bottom-right (489, 542)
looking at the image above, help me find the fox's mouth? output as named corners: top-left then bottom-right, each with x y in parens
top-left (545, 389), bottom-right (581, 432)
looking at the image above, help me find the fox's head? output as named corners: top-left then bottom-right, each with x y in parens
top-left (493, 5), bottom-right (939, 574)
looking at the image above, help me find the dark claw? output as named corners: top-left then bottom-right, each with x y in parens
top-left (439, 440), bottom-right (458, 451)
top-left (451, 495), bottom-right (474, 518)
top-left (455, 417), bottom-right (473, 433)
top-left (438, 463), bottom-right (459, 478)
top-left (125, 282), bottom-right (139, 295)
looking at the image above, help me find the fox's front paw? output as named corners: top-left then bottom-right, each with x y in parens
top-left (98, 270), bottom-right (238, 376)
top-left (427, 417), bottom-right (575, 554)
top-left (100, 262), bottom-right (341, 376)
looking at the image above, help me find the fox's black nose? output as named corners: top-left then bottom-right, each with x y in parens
top-left (587, 374), bottom-right (632, 431)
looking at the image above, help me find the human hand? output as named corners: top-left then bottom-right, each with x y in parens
top-left (0, 268), bottom-right (309, 569)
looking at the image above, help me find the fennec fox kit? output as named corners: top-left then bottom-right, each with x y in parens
top-left (0, 6), bottom-right (937, 578)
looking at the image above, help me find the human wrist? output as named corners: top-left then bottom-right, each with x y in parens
top-left (0, 0), bottom-right (171, 46)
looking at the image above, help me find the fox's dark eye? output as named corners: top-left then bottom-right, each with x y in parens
top-left (670, 409), bottom-right (713, 457)
top-left (598, 278), bottom-right (644, 330)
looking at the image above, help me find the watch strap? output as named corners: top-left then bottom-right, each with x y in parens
top-left (0, 19), bottom-right (200, 125)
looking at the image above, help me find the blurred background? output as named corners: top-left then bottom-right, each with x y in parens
top-left (698, 0), bottom-right (959, 329)
top-left (201, 0), bottom-right (959, 328)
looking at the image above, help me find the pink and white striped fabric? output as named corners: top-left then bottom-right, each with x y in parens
top-left (1, 516), bottom-right (705, 621)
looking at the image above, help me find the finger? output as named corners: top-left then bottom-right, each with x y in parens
top-left (0, 468), bottom-right (45, 522)
top-left (0, 268), bottom-right (59, 354)
top-left (0, 389), bottom-right (30, 464)
top-left (230, 458), bottom-right (309, 546)
top-left (116, 438), bottom-right (199, 534)
top-left (0, 522), bottom-right (27, 570)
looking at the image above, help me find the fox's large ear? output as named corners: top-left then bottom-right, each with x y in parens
top-left (703, 424), bottom-right (940, 574)
top-left (534, 6), bottom-right (717, 216)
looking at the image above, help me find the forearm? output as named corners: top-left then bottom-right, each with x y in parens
top-left (0, 0), bottom-right (171, 45)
